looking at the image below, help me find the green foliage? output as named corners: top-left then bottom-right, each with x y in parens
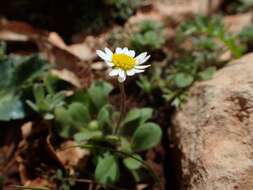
top-left (0, 93), bottom-right (25, 121)
top-left (26, 80), bottom-right (66, 120)
top-left (123, 154), bottom-right (142, 170)
top-left (53, 80), bottom-right (161, 186)
top-left (174, 73), bottom-right (194, 88)
top-left (132, 122), bottom-right (162, 151)
top-left (179, 15), bottom-right (244, 58)
top-left (88, 81), bottom-right (113, 109)
top-left (95, 153), bottom-right (119, 185)
top-left (0, 52), bottom-right (48, 121)
top-left (131, 20), bottom-right (165, 52)
top-left (137, 15), bottom-right (245, 107)
top-left (0, 47), bottom-right (161, 188)
top-left (50, 169), bottom-right (75, 190)
top-left (55, 81), bottom-right (113, 138)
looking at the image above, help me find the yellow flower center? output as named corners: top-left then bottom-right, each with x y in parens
top-left (112, 53), bottom-right (136, 70)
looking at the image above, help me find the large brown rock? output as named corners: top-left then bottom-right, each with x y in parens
top-left (172, 54), bottom-right (253, 190)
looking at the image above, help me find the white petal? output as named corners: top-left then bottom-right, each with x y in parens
top-left (104, 47), bottom-right (113, 56)
top-left (125, 49), bottom-right (135, 57)
top-left (122, 47), bottom-right (128, 54)
top-left (126, 69), bottom-right (135, 76)
top-left (116, 47), bottom-right (123, 54)
top-left (133, 69), bottom-right (145, 73)
top-left (118, 69), bottom-right (126, 78)
top-left (106, 62), bottom-right (114, 67)
top-left (139, 55), bottom-right (150, 64)
top-left (109, 69), bottom-right (120, 76)
top-left (135, 64), bottom-right (150, 69)
top-left (118, 74), bottom-right (126, 83)
top-left (135, 52), bottom-right (147, 64)
top-left (128, 50), bottom-right (135, 57)
top-left (96, 50), bottom-right (111, 61)
top-left (137, 55), bottom-right (150, 65)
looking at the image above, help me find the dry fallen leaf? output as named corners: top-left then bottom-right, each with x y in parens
top-left (51, 69), bottom-right (82, 88)
top-left (24, 177), bottom-right (55, 189)
top-left (56, 141), bottom-right (89, 172)
top-left (21, 122), bottom-right (33, 139)
top-left (0, 19), bottom-right (93, 89)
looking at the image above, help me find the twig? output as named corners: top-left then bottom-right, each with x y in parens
top-left (10, 185), bottom-right (51, 190)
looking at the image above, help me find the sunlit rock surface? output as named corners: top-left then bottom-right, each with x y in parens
top-left (173, 53), bottom-right (253, 190)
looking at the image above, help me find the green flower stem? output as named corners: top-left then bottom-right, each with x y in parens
top-left (114, 82), bottom-right (126, 134)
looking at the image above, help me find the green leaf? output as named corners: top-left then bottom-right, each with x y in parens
top-left (12, 54), bottom-right (48, 87)
top-left (68, 102), bottom-right (90, 125)
top-left (0, 92), bottom-right (25, 121)
top-left (95, 153), bottom-right (119, 185)
top-left (0, 58), bottom-right (14, 88)
top-left (33, 84), bottom-right (45, 103)
top-left (97, 105), bottom-right (112, 129)
top-left (123, 154), bottom-right (142, 170)
top-left (54, 107), bottom-right (73, 138)
top-left (132, 122), bottom-right (162, 151)
top-left (121, 108), bottom-right (153, 136)
top-left (123, 108), bottom-right (153, 125)
top-left (119, 138), bottom-right (132, 153)
top-left (54, 102), bottom-right (91, 138)
top-left (68, 91), bottom-right (90, 108)
top-left (74, 130), bottom-right (102, 142)
top-left (122, 109), bottom-right (141, 124)
top-left (0, 54), bottom-right (48, 121)
top-left (198, 67), bottom-right (216, 80)
top-left (88, 81), bottom-right (113, 109)
top-left (174, 73), bottom-right (194, 88)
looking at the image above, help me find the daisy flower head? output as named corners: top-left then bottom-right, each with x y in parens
top-left (96, 47), bottom-right (151, 83)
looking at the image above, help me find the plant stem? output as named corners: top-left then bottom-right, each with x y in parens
top-left (114, 82), bottom-right (126, 134)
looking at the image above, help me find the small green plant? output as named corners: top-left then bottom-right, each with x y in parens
top-left (178, 15), bottom-right (245, 58)
top-left (54, 81), bottom-right (162, 187)
top-left (0, 45), bottom-right (162, 189)
top-left (131, 20), bottom-right (165, 52)
top-left (136, 15), bottom-right (244, 107)
top-left (26, 86), bottom-right (65, 120)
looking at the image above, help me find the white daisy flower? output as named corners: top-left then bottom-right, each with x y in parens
top-left (96, 47), bottom-right (151, 82)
